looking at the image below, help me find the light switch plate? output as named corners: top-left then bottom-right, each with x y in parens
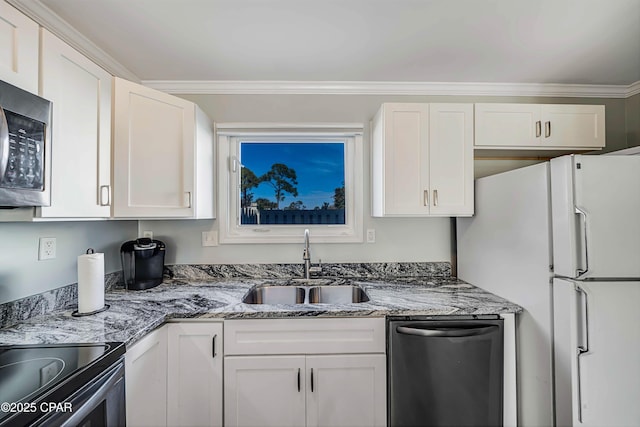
top-left (366, 229), bottom-right (376, 243)
top-left (202, 231), bottom-right (218, 247)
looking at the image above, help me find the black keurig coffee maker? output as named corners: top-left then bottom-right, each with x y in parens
top-left (120, 238), bottom-right (166, 290)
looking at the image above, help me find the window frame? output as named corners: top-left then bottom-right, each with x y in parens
top-left (217, 123), bottom-right (364, 244)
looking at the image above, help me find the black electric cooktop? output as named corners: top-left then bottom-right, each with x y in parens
top-left (0, 342), bottom-right (125, 425)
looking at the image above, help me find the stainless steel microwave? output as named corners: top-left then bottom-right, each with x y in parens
top-left (0, 79), bottom-right (52, 207)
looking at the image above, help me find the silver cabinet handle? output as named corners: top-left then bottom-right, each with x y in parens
top-left (310, 368), bottom-right (314, 392)
top-left (423, 189), bottom-right (429, 206)
top-left (396, 325), bottom-right (499, 338)
top-left (575, 207), bottom-right (590, 278)
top-left (212, 334), bottom-right (217, 358)
top-left (297, 368), bottom-right (301, 392)
top-left (536, 120), bottom-right (542, 137)
top-left (433, 189), bottom-right (438, 207)
top-left (545, 121), bottom-right (551, 138)
top-left (0, 106), bottom-right (9, 180)
top-left (575, 285), bottom-right (590, 423)
top-left (185, 191), bottom-right (192, 208)
top-left (99, 185), bottom-right (111, 206)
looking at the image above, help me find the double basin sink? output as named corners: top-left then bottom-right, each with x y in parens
top-left (243, 281), bottom-right (370, 305)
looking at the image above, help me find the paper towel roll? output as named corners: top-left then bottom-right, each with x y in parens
top-left (77, 251), bottom-right (105, 314)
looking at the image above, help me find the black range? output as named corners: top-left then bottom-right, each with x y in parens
top-left (0, 342), bottom-right (125, 426)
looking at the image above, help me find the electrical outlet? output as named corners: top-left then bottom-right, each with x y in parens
top-left (366, 229), bottom-right (376, 243)
top-left (38, 237), bottom-right (57, 260)
top-left (142, 231), bottom-right (153, 239)
top-left (202, 231), bottom-right (218, 247)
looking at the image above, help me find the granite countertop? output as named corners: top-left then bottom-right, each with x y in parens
top-left (0, 271), bottom-right (521, 348)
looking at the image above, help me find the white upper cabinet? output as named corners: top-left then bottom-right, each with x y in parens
top-left (37, 29), bottom-right (112, 218)
top-left (0, 1), bottom-right (38, 94)
top-left (428, 103), bottom-right (474, 216)
top-left (475, 103), bottom-right (605, 150)
top-left (112, 77), bottom-right (214, 218)
top-left (371, 103), bottom-right (474, 217)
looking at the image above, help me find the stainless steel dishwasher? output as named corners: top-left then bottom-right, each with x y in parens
top-left (388, 315), bottom-right (503, 427)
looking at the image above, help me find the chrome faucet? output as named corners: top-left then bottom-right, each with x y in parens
top-left (303, 228), bottom-right (311, 279)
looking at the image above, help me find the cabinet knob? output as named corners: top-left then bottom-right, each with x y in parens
top-left (433, 189), bottom-right (438, 207)
top-left (536, 121), bottom-right (542, 138)
top-left (423, 190), bottom-right (429, 206)
top-left (545, 121), bottom-right (551, 138)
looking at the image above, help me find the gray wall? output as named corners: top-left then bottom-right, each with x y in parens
top-left (0, 93), bottom-right (631, 304)
top-left (0, 220), bottom-right (137, 304)
top-left (140, 94), bottom-right (628, 266)
top-left (626, 92), bottom-right (640, 148)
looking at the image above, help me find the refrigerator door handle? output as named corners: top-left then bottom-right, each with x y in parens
top-left (575, 207), bottom-right (590, 278)
top-left (575, 285), bottom-right (590, 423)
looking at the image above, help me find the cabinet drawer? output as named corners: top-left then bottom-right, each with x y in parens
top-left (224, 317), bottom-right (385, 355)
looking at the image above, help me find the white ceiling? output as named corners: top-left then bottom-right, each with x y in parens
top-left (35, 0), bottom-right (640, 85)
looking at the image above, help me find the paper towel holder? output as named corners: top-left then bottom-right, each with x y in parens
top-left (72, 304), bottom-right (110, 317)
top-left (72, 248), bottom-right (110, 317)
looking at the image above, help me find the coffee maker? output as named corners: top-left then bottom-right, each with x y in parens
top-left (120, 238), bottom-right (166, 290)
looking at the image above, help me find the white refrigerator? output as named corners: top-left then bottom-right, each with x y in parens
top-left (456, 154), bottom-right (640, 427)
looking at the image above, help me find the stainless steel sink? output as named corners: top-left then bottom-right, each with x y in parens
top-left (308, 285), bottom-right (370, 304)
top-left (242, 286), bottom-right (306, 304)
top-left (242, 283), bottom-right (370, 305)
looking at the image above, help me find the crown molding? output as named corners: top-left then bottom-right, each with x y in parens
top-left (7, 0), bottom-right (139, 82)
top-left (142, 80), bottom-right (635, 98)
top-left (627, 81), bottom-right (640, 97)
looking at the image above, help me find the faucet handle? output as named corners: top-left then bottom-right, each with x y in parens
top-left (309, 266), bottom-right (322, 275)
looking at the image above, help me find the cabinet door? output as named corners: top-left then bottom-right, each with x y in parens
top-left (167, 322), bottom-right (223, 427)
top-left (37, 30), bottom-right (112, 218)
top-left (376, 103), bottom-right (430, 216)
top-left (429, 103), bottom-right (474, 216)
top-left (306, 355), bottom-right (386, 427)
top-left (475, 103), bottom-right (541, 147)
top-left (0, 2), bottom-right (38, 94)
top-left (542, 104), bottom-right (605, 149)
top-left (113, 77), bottom-right (195, 217)
top-left (125, 326), bottom-right (167, 427)
top-left (224, 356), bottom-right (306, 427)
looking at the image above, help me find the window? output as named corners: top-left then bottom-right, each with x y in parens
top-left (218, 124), bottom-right (364, 243)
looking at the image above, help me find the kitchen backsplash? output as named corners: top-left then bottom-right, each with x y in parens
top-left (0, 271), bottom-right (123, 331)
top-left (0, 262), bottom-right (450, 330)
top-left (169, 262), bottom-right (451, 280)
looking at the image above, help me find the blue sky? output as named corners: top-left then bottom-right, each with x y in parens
top-left (241, 141), bottom-right (345, 209)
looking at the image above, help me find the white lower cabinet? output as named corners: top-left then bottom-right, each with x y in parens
top-left (125, 325), bottom-right (168, 427)
top-left (224, 317), bottom-right (387, 427)
top-left (125, 321), bottom-right (223, 427)
top-left (225, 355), bottom-right (306, 427)
top-left (305, 354), bottom-right (386, 427)
top-left (167, 322), bottom-right (223, 427)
